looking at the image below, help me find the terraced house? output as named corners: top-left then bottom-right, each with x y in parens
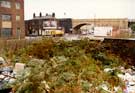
top-left (0, 0), bottom-right (25, 39)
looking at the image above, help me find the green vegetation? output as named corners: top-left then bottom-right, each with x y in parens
top-left (2, 38), bottom-right (134, 93)
top-left (131, 24), bottom-right (135, 32)
top-left (5, 38), bottom-right (127, 93)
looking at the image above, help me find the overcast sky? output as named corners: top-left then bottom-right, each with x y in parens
top-left (24, 0), bottom-right (135, 20)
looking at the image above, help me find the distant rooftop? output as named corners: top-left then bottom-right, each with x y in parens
top-left (33, 16), bottom-right (55, 20)
top-left (32, 12), bottom-right (55, 20)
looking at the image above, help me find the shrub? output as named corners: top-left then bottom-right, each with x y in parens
top-left (28, 38), bottom-right (54, 59)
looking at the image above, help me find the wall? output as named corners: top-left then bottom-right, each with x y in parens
top-left (72, 18), bottom-right (128, 30)
top-left (103, 38), bottom-right (135, 66)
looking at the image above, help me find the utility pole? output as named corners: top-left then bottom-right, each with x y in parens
top-left (93, 13), bottom-right (96, 32)
top-left (94, 13), bottom-right (96, 27)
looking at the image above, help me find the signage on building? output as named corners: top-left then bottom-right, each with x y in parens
top-left (43, 20), bottom-right (57, 29)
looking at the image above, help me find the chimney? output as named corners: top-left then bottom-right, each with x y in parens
top-left (46, 13), bottom-right (48, 16)
top-left (33, 13), bottom-right (36, 18)
top-left (52, 12), bottom-right (55, 17)
top-left (39, 12), bottom-right (42, 17)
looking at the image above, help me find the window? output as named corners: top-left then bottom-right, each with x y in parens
top-left (0, 1), bottom-right (11, 8)
top-left (16, 15), bottom-right (20, 21)
top-left (16, 28), bottom-right (21, 39)
top-left (1, 28), bottom-right (12, 37)
top-left (16, 2), bottom-right (20, 9)
top-left (2, 14), bottom-right (11, 21)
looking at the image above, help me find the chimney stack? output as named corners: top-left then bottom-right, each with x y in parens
top-left (46, 13), bottom-right (48, 16)
top-left (33, 13), bottom-right (36, 18)
top-left (52, 12), bottom-right (55, 17)
top-left (39, 12), bottom-right (42, 17)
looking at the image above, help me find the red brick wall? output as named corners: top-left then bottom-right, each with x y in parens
top-left (0, 0), bottom-right (25, 39)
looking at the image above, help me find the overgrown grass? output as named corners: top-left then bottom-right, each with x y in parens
top-left (8, 38), bottom-right (129, 93)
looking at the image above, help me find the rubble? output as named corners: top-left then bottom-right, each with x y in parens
top-left (0, 57), bottom-right (25, 91)
top-left (13, 63), bottom-right (25, 73)
top-left (0, 57), bottom-right (6, 65)
top-left (103, 66), bottom-right (135, 93)
top-left (118, 67), bottom-right (135, 93)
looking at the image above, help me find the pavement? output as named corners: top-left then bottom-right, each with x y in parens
top-left (25, 34), bottom-right (105, 41)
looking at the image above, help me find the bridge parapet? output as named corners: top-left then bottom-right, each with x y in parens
top-left (72, 18), bottom-right (128, 30)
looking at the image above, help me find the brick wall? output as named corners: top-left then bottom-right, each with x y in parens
top-left (0, 0), bottom-right (25, 39)
top-left (72, 18), bottom-right (128, 29)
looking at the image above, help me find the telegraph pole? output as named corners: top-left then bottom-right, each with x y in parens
top-left (93, 13), bottom-right (96, 32)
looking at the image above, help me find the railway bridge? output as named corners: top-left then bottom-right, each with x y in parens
top-left (72, 18), bottom-right (129, 32)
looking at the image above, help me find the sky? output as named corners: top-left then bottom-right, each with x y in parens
top-left (24, 0), bottom-right (135, 20)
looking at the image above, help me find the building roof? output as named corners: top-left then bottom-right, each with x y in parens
top-left (33, 15), bottom-right (55, 20)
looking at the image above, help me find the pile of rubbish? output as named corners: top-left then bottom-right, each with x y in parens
top-left (0, 57), bottom-right (25, 92)
top-left (118, 67), bottom-right (135, 93)
top-left (0, 57), bottom-right (14, 92)
top-left (104, 67), bottom-right (135, 93)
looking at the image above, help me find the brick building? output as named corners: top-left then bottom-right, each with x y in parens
top-left (25, 13), bottom-right (72, 36)
top-left (0, 0), bottom-right (25, 39)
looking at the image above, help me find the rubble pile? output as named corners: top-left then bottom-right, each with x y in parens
top-left (104, 66), bottom-right (135, 93)
top-left (118, 67), bottom-right (135, 93)
top-left (0, 57), bottom-right (25, 92)
top-left (0, 57), bottom-right (15, 90)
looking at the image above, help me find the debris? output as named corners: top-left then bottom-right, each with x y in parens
top-left (13, 63), bottom-right (25, 73)
top-left (0, 57), bottom-right (6, 65)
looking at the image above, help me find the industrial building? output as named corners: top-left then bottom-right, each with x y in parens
top-left (0, 0), bottom-right (25, 39)
top-left (25, 13), bottom-right (72, 36)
